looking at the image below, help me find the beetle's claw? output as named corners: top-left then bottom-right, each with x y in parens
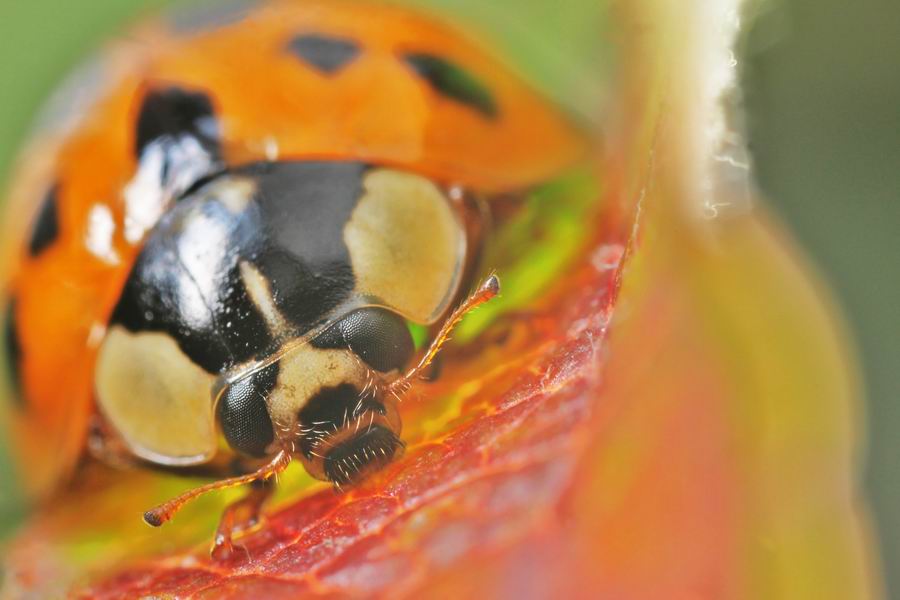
top-left (210, 533), bottom-right (250, 562)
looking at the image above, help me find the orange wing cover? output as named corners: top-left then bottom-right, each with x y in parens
top-left (1, 0), bottom-right (585, 497)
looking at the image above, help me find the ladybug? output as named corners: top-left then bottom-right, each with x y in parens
top-left (1, 0), bottom-right (584, 555)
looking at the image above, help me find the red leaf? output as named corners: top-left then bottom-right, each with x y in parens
top-left (73, 245), bottom-right (620, 598)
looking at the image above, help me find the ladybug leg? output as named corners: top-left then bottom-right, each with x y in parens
top-left (422, 353), bottom-right (443, 381)
top-left (390, 274), bottom-right (499, 395)
top-left (210, 478), bottom-right (275, 561)
top-left (143, 448), bottom-right (290, 528)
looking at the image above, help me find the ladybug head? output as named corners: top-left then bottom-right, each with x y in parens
top-left (216, 305), bottom-right (414, 487)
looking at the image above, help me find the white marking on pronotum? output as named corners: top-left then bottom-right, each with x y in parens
top-left (240, 261), bottom-right (290, 332)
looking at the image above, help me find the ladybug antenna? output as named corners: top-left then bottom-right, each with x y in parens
top-left (390, 273), bottom-right (499, 395)
top-left (143, 449), bottom-right (291, 527)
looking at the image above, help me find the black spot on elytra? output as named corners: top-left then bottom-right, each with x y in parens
top-left (218, 362), bottom-right (278, 457)
top-left (287, 33), bottom-right (361, 74)
top-left (402, 52), bottom-right (498, 118)
top-left (28, 185), bottom-right (60, 257)
top-left (130, 87), bottom-right (222, 216)
top-left (135, 87), bottom-right (220, 159)
top-left (3, 299), bottom-right (24, 407)
top-left (313, 307), bottom-right (414, 373)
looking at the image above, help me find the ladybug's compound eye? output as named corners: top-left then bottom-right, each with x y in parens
top-left (218, 362), bottom-right (278, 457)
top-left (311, 307), bottom-right (414, 373)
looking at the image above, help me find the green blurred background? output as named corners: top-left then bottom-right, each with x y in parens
top-left (0, 0), bottom-right (896, 592)
top-left (741, 1), bottom-right (900, 589)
